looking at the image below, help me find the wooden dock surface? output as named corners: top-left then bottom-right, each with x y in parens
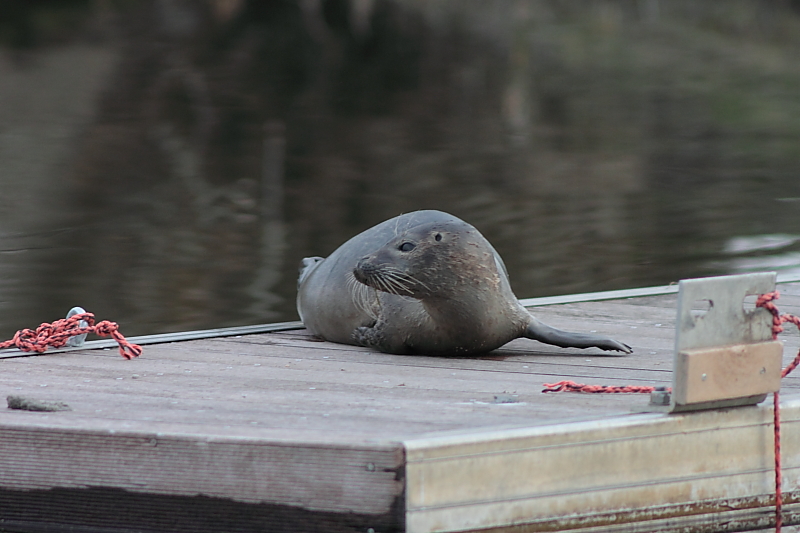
top-left (1, 281), bottom-right (800, 532)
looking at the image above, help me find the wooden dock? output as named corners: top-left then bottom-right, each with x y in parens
top-left (1, 280), bottom-right (800, 532)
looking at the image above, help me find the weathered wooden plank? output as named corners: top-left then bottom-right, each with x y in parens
top-left (0, 346), bottom-right (659, 440)
top-left (0, 421), bottom-right (404, 516)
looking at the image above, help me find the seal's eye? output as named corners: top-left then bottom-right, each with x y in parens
top-left (399, 242), bottom-right (415, 252)
top-left (434, 233), bottom-right (442, 242)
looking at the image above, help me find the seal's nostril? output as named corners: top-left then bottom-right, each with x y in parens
top-left (354, 258), bottom-right (374, 281)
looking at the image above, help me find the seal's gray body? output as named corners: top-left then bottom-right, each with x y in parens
top-left (297, 210), bottom-right (631, 356)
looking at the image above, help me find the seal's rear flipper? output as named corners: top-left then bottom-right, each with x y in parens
top-left (298, 256), bottom-right (324, 287)
top-left (524, 316), bottom-right (632, 354)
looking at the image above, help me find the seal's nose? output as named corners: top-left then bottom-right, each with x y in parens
top-left (353, 257), bottom-right (373, 283)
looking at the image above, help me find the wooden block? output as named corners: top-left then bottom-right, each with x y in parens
top-left (673, 340), bottom-right (783, 406)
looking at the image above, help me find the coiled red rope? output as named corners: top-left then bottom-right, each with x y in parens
top-left (0, 312), bottom-right (142, 360)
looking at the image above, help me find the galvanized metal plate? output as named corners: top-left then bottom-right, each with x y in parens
top-left (674, 272), bottom-right (776, 352)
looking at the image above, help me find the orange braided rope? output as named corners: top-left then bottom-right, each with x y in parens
top-left (541, 381), bottom-right (665, 394)
top-left (0, 312), bottom-right (142, 360)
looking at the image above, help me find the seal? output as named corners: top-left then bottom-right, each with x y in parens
top-left (297, 210), bottom-right (632, 356)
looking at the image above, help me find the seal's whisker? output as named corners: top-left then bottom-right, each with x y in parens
top-left (402, 272), bottom-right (433, 293)
top-left (381, 269), bottom-right (416, 294)
top-left (380, 276), bottom-right (406, 294)
top-left (376, 266), bottom-right (410, 280)
top-left (345, 271), bottom-right (359, 299)
top-left (377, 266), bottom-right (431, 294)
top-left (383, 266), bottom-right (430, 291)
top-left (346, 271), bottom-right (380, 320)
top-left (361, 288), bottom-right (380, 320)
top-left (379, 271), bottom-right (412, 294)
top-left (373, 280), bottom-right (389, 294)
top-left (386, 279), bottom-right (406, 296)
top-left (381, 277), bottom-right (400, 295)
top-left (413, 279), bottom-right (432, 293)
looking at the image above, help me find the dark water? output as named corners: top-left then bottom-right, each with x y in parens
top-left (2, 0), bottom-right (800, 339)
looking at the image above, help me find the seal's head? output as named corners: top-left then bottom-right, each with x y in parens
top-left (353, 220), bottom-right (502, 300)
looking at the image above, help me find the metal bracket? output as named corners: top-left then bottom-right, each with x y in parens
top-left (65, 306), bottom-right (88, 347)
top-left (650, 272), bottom-right (782, 413)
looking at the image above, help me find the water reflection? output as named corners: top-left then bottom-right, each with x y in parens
top-left (2, 0), bottom-right (800, 338)
top-left (719, 234), bottom-right (800, 279)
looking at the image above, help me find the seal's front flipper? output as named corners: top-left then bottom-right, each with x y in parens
top-left (352, 323), bottom-right (412, 354)
top-left (524, 316), bottom-right (632, 354)
top-left (352, 325), bottom-right (380, 348)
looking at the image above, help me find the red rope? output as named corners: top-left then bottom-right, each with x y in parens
top-left (0, 312), bottom-right (142, 360)
top-left (542, 381), bottom-right (665, 394)
top-left (757, 291), bottom-right (800, 533)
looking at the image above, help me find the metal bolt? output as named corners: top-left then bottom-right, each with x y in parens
top-left (650, 390), bottom-right (671, 406)
top-left (66, 307), bottom-right (88, 347)
top-left (701, 373), bottom-right (707, 381)
top-left (366, 463), bottom-right (375, 472)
